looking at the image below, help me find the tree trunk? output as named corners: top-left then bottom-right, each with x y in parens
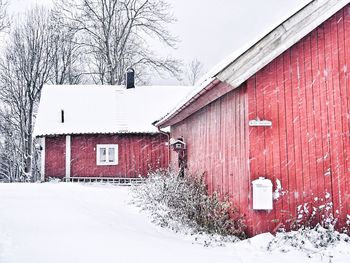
top-left (24, 105), bottom-right (34, 181)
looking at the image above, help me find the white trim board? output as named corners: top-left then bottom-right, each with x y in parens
top-left (65, 135), bottom-right (71, 178)
top-left (40, 137), bottom-right (45, 182)
top-left (216, 0), bottom-right (350, 88)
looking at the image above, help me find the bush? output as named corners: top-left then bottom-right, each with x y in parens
top-left (132, 170), bottom-right (246, 239)
top-left (267, 224), bottom-right (349, 259)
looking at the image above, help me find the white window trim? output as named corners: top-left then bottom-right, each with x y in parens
top-left (96, 144), bottom-right (118, 166)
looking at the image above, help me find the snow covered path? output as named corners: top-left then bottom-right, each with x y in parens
top-left (0, 183), bottom-right (349, 263)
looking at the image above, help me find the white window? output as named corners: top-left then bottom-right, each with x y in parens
top-left (96, 144), bottom-right (118, 165)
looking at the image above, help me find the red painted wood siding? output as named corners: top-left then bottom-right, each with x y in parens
top-left (44, 133), bottom-right (168, 179)
top-left (45, 136), bottom-right (66, 178)
top-left (70, 134), bottom-right (168, 177)
top-left (247, 6), bottom-right (350, 235)
top-left (169, 5), bottom-right (350, 236)
top-left (170, 82), bottom-right (249, 216)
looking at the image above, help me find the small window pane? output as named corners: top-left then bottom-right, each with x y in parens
top-left (97, 144), bottom-right (118, 166)
top-left (108, 148), bottom-right (115, 162)
top-left (100, 148), bottom-right (107, 162)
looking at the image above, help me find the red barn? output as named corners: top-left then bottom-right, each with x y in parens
top-left (34, 85), bottom-right (192, 183)
top-left (155, 0), bottom-right (350, 236)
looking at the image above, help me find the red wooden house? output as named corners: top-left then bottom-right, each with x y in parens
top-left (34, 85), bottom-right (192, 183)
top-left (155, 0), bottom-right (350, 236)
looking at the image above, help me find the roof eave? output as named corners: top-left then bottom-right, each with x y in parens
top-left (154, 79), bottom-right (221, 128)
top-left (154, 0), bottom-right (350, 128)
top-left (216, 0), bottom-right (350, 87)
top-left (35, 131), bottom-right (163, 137)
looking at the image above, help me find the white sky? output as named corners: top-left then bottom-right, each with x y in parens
top-left (7, 0), bottom-right (312, 84)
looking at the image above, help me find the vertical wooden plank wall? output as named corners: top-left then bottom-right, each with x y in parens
top-left (168, 5), bottom-right (350, 236)
top-left (171, 82), bottom-right (249, 216)
top-left (70, 134), bottom-right (168, 177)
top-left (45, 133), bottom-right (168, 179)
top-left (248, 6), bottom-right (350, 235)
top-left (45, 136), bottom-right (66, 178)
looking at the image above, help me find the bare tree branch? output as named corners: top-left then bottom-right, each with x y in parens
top-left (49, 13), bottom-right (85, 84)
top-left (55, 0), bottom-right (181, 85)
top-left (185, 59), bottom-right (204, 85)
top-left (0, 6), bottom-right (57, 181)
top-left (0, 0), bottom-right (9, 32)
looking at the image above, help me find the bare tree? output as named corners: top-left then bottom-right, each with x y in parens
top-left (0, 7), bottom-right (56, 181)
top-left (0, 0), bottom-right (9, 32)
top-left (185, 58), bottom-right (203, 85)
top-left (55, 0), bottom-right (181, 85)
top-left (0, 110), bottom-right (22, 182)
top-left (50, 14), bottom-right (85, 84)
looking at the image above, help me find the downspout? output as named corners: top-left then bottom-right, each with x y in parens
top-left (155, 125), bottom-right (171, 168)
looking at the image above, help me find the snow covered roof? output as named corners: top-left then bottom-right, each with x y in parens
top-left (154, 0), bottom-right (349, 128)
top-left (34, 85), bottom-right (194, 136)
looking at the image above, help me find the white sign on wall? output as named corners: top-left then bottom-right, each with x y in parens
top-left (249, 120), bottom-right (272, 127)
top-left (252, 177), bottom-right (273, 210)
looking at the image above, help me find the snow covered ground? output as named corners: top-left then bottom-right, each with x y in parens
top-left (0, 183), bottom-right (349, 263)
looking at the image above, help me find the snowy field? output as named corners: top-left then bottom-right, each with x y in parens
top-left (0, 183), bottom-right (349, 263)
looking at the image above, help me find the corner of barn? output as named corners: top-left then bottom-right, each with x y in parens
top-left (155, 0), bottom-right (350, 237)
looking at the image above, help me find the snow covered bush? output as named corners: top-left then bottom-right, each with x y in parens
top-left (267, 224), bottom-right (349, 259)
top-left (289, 201), bottom-right (337, 231)
top-left (270, 197), bottom-right (350, 258)
top-left (269, 225), bottom-right (349, 250)
top-left (285, 194), bottom-right (350, 235)
top-left (132, 170), bottom-right (246, 239)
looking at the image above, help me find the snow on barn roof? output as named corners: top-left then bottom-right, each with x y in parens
top-left (34, 85), bottom-right (194, 136)
top-left (154, 0), bottom-right (349, 128)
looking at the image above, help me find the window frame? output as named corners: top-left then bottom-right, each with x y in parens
top-left (96, 144), bottom-right (118, 166)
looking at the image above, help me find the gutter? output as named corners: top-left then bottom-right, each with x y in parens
top-left (154, 78), bottom-right (220, 128)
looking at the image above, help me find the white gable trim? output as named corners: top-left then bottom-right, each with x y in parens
top-left (154, 0), bottom-right (350, 128)
top-left (217, 0), bottom-right (350, 87)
